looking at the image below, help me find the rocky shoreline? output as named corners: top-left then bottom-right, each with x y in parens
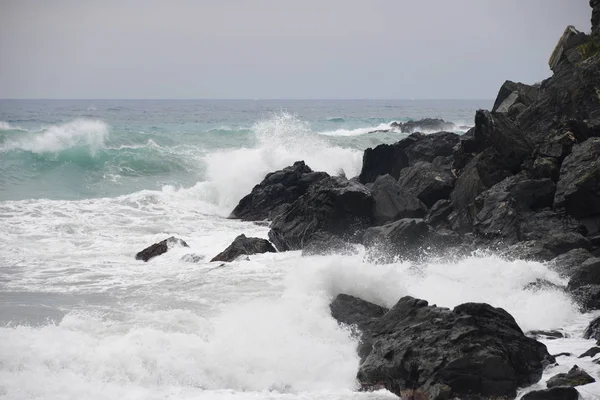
top-left (136, 3), bottom-right (600, 399)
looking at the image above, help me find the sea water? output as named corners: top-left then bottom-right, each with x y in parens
top-left (1, 99), bottom-right (599, 400)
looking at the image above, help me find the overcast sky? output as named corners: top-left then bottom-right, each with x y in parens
top-left (0, 0), bottom-right (592, 99)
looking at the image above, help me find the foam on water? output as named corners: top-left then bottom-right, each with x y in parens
top-left (1, 101), bottom-right (598, 399)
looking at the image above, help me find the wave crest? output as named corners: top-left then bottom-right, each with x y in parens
top-left (0, 119), bottom-right (109, 154)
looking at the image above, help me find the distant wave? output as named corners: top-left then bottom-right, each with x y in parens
top-left (0, 119), bottom-right (109, 154)
top-left (0, 121), bottom-right (27, 132)
top-left (316, 120), bottom-right (474, 137)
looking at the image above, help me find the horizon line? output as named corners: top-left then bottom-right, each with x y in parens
top-left (0, 98), bottom-right (494, 101)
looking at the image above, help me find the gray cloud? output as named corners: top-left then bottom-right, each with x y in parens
top-left (0, 0), bottom-right (592, 99)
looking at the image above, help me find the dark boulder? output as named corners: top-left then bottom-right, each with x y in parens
top-left (356, 296), bottom-right (554, 399)
top-left (135, 237), bottom-right (189, 262)
top-left (492, 80), bottom-right (540, 118)
top-left (210, 234), bottom-right (276, 262)
top-left (402, 131), bottom-right (460, 165)
top-left (230, 161), bottom-right (329, 221)
top-left (554, 137), bottom-right (600, 219)
top-left (362, 218), bottom-right (430, 261)
top-left (371, 174), bottom-right (426, 225)
top-left (567, 257), bottom-right (600, 290)
top-left (542, 233), bottom-right (591, 257)
top-left (521, 387), bottom-right (579, 400)
top-left (425, 199), bottom-right (453, 227)
top-left (397, 161), bottom-right (455, 208)
top-left (504, 241), bottom-right (556, 262)
top-left (583, 315), bottom-right (600, 341)
top-left (547, 365), bottom-right (595, 388)
top-left (551, 248), bottom-right (594, 277)
top-left (472, 110), bottom-right (533, 171)
top-left (269, 176), bottom-right (373, 251)
top-left (450, 148), bottom-right (512, 211)
top-left (358, 132), bottom-right (460, 184)
top-left (390, 118), bottom-right (456, 133)
top-left (570, 284), bottom-right (600, 311)
top-left (329, 294), bottom-right (388, 360)
top-left (359, 143), bottom-right (408, 184)
top-left (531, 157), bottom-right (560, 181)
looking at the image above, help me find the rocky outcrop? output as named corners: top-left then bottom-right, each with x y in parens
top-left (369, 118), bottom-right (456, 134)
top-left (546, 365), bottom-right (595, 388)
top-left (332, 296), bottom-right (554, 399)
top-left (210, 234), bottom-right (276, 262)
top-left (554, 138), bottom-right (600, 219)
top-left (492, 80), bottom-right (540, 118)
top-left (135, 237), bottom-right (189, 262)
top-left (230, 161), bottom-right (328, 221)
top-left (358, 132), bottom-right (459, 184)
top-left (548, 26), bottom-right (589, 72)
top-left (268, 176), bottom-right (373, 251)
top-left (521, 387), bottom-right (579, 400)
top-left (371, 174), bottom-right (426, 225)
top-left (359, 143), bottom-right (408, 184)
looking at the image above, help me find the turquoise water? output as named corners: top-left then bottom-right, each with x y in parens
top-left (0, 99), bottom-right (488, 201)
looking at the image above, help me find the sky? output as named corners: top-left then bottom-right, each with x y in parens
top-left (0, 0), bottom-right (593, 99)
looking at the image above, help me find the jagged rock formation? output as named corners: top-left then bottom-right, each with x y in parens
top-left (330, 294), bottom-right (554, 400)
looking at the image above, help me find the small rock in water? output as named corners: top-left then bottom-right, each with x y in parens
top-left (578, 347), bottom-right (600, 358)
top-left (522, 387), bottom-right (579, 400)
top-left (547, 365), bottom-right (595, 388)
top-left (528, 330), bottom-right (565, 340)
top-left (181, 254), bottom-right (205, 263)
top-left (135, 237), bottom-right (189, 262)
top-left (210, 234), bottom-right (276, 262)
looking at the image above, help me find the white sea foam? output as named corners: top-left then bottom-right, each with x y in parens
top-left (198, 112), bottom-right (363, 212)
top-left (0, 121), bottom-right (26, 131)
top-left (0, 118), bottom-right (109, 154)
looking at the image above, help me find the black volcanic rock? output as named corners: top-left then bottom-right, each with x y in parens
top-left (268, 176), bottom-right (373, 251)
top-left (567, 257), bottom-right (600, 290)
top-left (450, 148), bottom-right (512, 211)
top-left (210, 234), bottom-right (276, 262)
top-left (359, 132), bottom-right (460, 184)
top-left (554, 138), bottom-right (600, 219)
top-left (492, 80), bottom-right (540, 119)
top-left (359, 143), bottom-right (408, 184)
top-left (473, 110), bottom-right (533, 171)
top-left (329, 294), bottom-right (388, 360)
top-left (230, 161), bottom-right (328, 221)
top-left (135, 237), bottom-right (189, 262)
top-left (362, 218), bottom-right (431, 261)
top-left (397, 161), bottom-right (455, 207)
top-left (371, 174), bottom-right (426, 225)
top-left (352, 296), bottom-right (554, 399)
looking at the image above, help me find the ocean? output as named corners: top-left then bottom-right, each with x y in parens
top-left (1, 99), bottom-right (599, 400)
